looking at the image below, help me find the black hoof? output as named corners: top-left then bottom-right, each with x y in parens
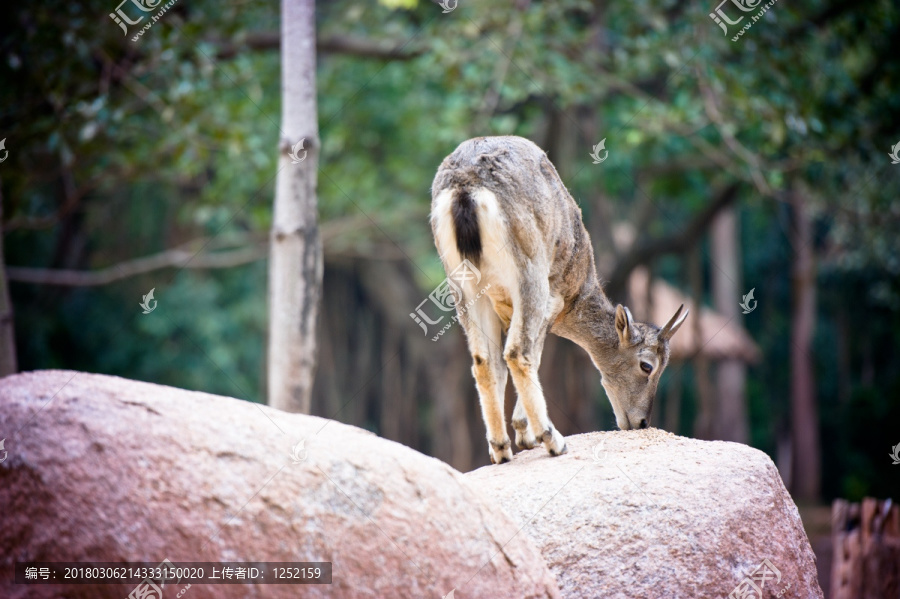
top-left (549, 442), bottom-right (568, 457)
top-left (516, 438), bottom-right (537, 450)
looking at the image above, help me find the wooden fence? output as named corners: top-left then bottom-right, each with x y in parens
top-left (831, 498), bottom-right (900, 599)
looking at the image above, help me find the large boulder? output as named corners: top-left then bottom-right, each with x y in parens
top-left (0, 371), bottom-right (560, 599)
top-left (465, 429), bottom-right (824, 599)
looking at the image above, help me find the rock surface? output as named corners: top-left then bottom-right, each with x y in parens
top-left (0, 370), bottom-right (560, 599)
top-left (465, 429), bottom-right (824, 599)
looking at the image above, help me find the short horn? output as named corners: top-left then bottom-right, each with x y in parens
top-left (659, 304), bottom-right (689, 341)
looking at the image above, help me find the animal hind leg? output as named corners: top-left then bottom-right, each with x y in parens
top-left (460, 293), bottom-right (512, 464)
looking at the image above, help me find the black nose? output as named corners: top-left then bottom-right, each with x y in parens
top-left (638, 419), bottom-right (649, 429)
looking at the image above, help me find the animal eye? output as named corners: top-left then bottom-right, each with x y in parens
top-left (640, 361), bottom-right (653, 374)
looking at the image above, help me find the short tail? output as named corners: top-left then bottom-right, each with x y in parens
top-left (451, 189), bottom-right (482, 264)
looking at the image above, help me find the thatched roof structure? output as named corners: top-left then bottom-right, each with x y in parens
top-left (627, 267), bottom-right (761, 363)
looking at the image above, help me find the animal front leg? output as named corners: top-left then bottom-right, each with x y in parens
top-left (504, 328), bottom-right (566, 457)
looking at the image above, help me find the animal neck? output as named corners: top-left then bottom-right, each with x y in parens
top-left (553, 281), bottom-right (620, 370)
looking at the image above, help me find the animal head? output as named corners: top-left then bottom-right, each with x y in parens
top-left (599, 304), bottom-right (688, 430)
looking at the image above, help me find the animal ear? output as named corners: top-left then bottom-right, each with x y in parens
top-left (615, 305), bottom-right (636, 347)
top-left (659, 304), bottom-right (689, 341)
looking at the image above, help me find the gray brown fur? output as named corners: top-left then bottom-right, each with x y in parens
top-left (431, 136), bottom-right (688, 464)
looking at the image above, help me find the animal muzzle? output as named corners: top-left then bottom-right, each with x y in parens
top-left (619, 414), bottom-right (651, 430)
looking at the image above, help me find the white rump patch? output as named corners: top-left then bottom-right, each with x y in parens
top-left (471, 188), bottom-right (517, 295)
top-left (431, 187), bottom-right (517, 300)
top-left (431, 188), bottom-right (461, 272)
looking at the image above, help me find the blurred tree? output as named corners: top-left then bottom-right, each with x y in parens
top-left (689, 243), bottom-right (715, 440)
top-left (267, 0), bottom-right (323, 414)
top-left (711, 207), bottom-right (748, 443)
top-left (0, 178), bottom-right (16, 376)
top-left (791, 186), bottom-right (820, 501)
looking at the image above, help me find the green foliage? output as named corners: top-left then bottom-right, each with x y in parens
top-left (378, 0), bottom-right (420, 9)
top-left (2, 0), bottom-right (899, 501)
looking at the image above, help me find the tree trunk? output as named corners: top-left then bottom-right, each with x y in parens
top-left (0, 178), bottom-right (18, 376)
top-left (790, 188), bottom-right (820, 501)
top-left (690, 244), bottom-right (715, 440)
top-left (267, 0), bottom-right (322, 413)
top-left (664, 365), bottom-right (682, 434)
top-left (710, 207), bottom-right (749, 443)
